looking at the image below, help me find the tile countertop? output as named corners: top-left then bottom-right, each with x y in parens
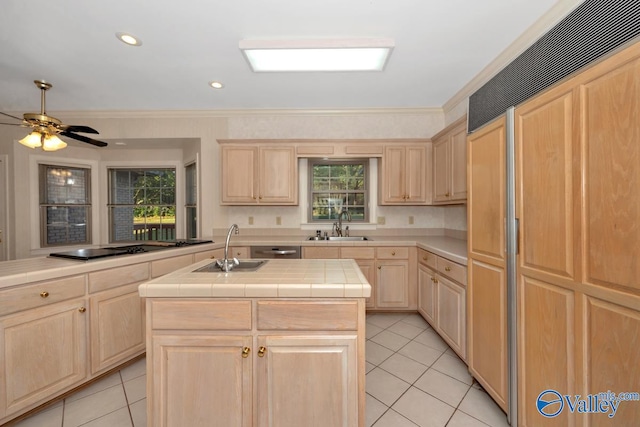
top-left (138, 258), bottom-right (372, 299)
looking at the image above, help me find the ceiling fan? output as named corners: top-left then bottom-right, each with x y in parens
top-left (0, 80), bottom-right (108, 151)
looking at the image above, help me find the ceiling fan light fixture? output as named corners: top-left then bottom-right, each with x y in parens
top-left (209, 81), bottom-right (224, 89)
top-left (19, 131), bottom-right (43, 149)
top-left (42, 134), bottom-right (67, 152)
top-left (116, 32), bottom-right (142, 46)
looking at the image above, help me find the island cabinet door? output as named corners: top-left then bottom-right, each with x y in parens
top-left (150, 335), bottom-right (252, 427)
top-left (256, 335), bottom-right (358, 427)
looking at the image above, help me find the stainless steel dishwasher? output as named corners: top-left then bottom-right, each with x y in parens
top-left (250, 246), bottom-right (301, 259)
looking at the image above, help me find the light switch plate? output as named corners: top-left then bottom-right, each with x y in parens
top-left (276, 216), bottom-right (282, 225)
top-left (377, 216), bottom-right (385, 225)
top-left (248, 216), bottom-right (254, 225)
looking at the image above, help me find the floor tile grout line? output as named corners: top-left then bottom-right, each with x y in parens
top-left (367, 314), bottom-right (496, 427)
top-left (120, 371), bottom-right (136, 426)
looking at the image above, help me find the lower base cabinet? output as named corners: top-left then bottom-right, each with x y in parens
top-left (417, 249), bottom-right (467, 361)
top-left (147, 298), bottom-right (365, 427)
top-left (256, 335), bottom-right (358, 427)
top-left (90, 283), bottom-right (145, 374)
top-left (0, 299), bottom-right (88, 419)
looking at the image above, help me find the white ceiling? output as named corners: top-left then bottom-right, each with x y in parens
top-left (0, 0), bottom-right (561, 114)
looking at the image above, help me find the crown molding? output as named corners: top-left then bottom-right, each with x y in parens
top-left (45, 107), bottom-right (443, 120)
top-left (442, 0), bottom-right (585, 115)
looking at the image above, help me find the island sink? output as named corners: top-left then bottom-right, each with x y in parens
top-left (193, 259), bottom-right (268, 272)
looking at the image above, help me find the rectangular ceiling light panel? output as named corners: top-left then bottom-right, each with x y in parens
top-left (239, 38), bottom-right (394, 72)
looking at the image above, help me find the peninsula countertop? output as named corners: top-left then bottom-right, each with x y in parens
top-left (138, 258), bottom-right (372, 299)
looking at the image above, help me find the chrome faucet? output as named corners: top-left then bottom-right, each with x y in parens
top-left (217, 224), bottom-right (240, 272)
top-left (335, 210), bottom-right (352, 237)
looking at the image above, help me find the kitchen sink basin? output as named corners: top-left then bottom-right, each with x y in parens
top-left (193, 259), bottom-right (268, 272)
top-left (307, 236), bottom-right (370, 241)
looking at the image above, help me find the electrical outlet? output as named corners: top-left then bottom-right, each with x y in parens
top-left (409, 215), bottom-right (414, 225)
top-left (276, 216), bottom-right (282, 225)
top-left (248, 216), bottom-right (254, 225)
top-left (377, 216), bottom-right (386, 225)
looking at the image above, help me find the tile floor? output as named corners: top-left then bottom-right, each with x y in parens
top-left (11, 313), bottom-right (509, 427)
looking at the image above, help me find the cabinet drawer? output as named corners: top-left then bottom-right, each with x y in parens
top-left (376, 247), bottom-right (409, 259)
top-left (418, 249), bottom-right (437, 269)
top-left (0, 276), bottom-right (85, 316)
top-left (437, 257), bottom-right (467, 286)
top-left (230, 246), bottom-right (250, 259)
top-left (302, 246), bottom-right (340, 259)
top-left (150, 300), bottom-right (252, 330)
top-left (151, 254), bottom-right (194, 278)
top-left (257, 301), bottom-right (358, 330)
top-left (195, 249), bottom-right (224, 262)
top-left (89, 263), bottom-right (149, 293)
top-left (340, 247), bottom-right (375, 260)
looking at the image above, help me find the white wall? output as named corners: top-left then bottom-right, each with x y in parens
top-left (4, 109), bottom-right (452, 259)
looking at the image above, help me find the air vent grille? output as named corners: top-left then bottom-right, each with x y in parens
top-left (468, 0), bottom-right (640, 132)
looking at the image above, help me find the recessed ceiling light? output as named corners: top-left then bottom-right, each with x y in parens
top-left (239, 38), bottom-right (394, 72)
top-left (116, 32), bottom-right (142, 46)
top-left (209, 81), bottom-right (224, 89)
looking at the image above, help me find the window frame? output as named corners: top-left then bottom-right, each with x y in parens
top-left (107, 167), bottom-right (177, 242)
top-left (184, 161), bottom-right (197, 239)
top-left (38, 163), bottom-right (92, 247)
top-left (307, 158), bottom-right (369, 223)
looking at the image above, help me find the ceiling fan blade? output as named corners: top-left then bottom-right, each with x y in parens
top-left (0, 111), bottom-right (24, 121)
top-left (59, 124), bottom-right (99, 134)
top-left (60, 131), bottom-right (108, 147)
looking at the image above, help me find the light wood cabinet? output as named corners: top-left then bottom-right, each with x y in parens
top-left (221, 145), bottom-right (297, 205)
top-left (0, 298), bottom-right (87, 419)
top-left (340, 247), bottom-right (376, 308)
top-left (150, 334), bottom-right (252, 427)
top-left (379, 144), bottom-right (432, 205)
top-left (417, 248), bottom-right (467, 360)
top-left (418, 263), bottom-right (437, 325)
top-left (514, 41), bottom-right (640, 426)
top-left (147, 299), bottom-right (364, 427)
top-left (89, 283), bottom-right (145, 374)
top-left (302, 246), bottom-right (340, 259)
top-left (376, 259), bottom-right (410, 308)
top-left (467, 115), bottom-right (508, 411)
top-left (256, 335), bottom-right (358, 427)
top-left (433, 117), bottom-right (467, 204)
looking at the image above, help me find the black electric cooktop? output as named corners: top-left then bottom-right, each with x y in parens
top-left (49, 239), bottom-right (213, 261)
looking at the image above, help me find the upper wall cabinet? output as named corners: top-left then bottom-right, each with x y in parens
top-left (220, 145), bottom-right (298, 205)
top-left (433, 117), bottom-right (467, 204)
top-left (379, 143), bottom-right (432, 205)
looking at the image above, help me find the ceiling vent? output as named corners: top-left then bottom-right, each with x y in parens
top-left (468, 0), bottom-right (640, 132)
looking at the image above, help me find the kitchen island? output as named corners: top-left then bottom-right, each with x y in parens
top-left (139, 257), bottom-right (371, 427)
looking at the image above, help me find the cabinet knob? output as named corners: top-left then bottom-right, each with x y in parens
top-left (391, 251), bottom-right (396, 256)
top-left (422, 256), bottom-right (427, 261)
top-left (242, 347), bottom-right (251, 358)
top-left (78, 307), bottom-right (86, 313)
top-left (445, 266), bottom-right (451, 272)
top-left (259, 196), bottom-right (263, 200)
top-left (258, 346), bottom-right (266, 357)
top-left (40, 291), bottom-right (49, 298)
top-left (378, 266), bottom-right (382, 270)
top-left (445, 192), bottom-right (450, 197)
top-left (252, 196), bottom-right (257, 200)
top-left (237, 252), bottom-right (241, 256)
top-left (430, 277), bottom-right (436, 282)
